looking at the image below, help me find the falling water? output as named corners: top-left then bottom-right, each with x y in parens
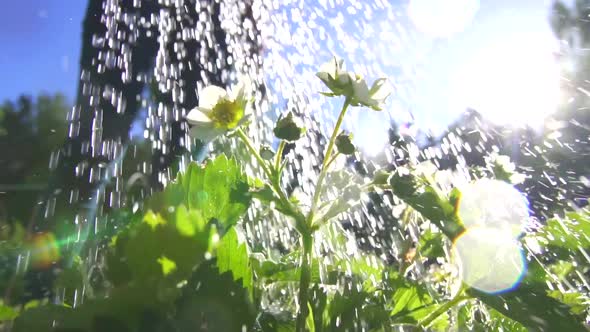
top-left (8, 0), bottom-right (587, 329)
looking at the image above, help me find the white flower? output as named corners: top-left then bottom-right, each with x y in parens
top-left (316, 57), bottom-right (391, 111)
top-left (186, 79), bottom-right (251, 141)
top-left (316, 57), bottom-right (350, 96)
top-left (350, 77), bottom-right (391, 111)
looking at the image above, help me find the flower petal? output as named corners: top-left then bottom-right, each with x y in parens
top-left (237, 112), bottom-right (252, 127)
top-left (199, 85), bottom-right (229, 109)
top-left (369, 78), bottom-right (391, 101)
top-left (337, 71), bottom-right (353, 85)
top-left (231, 78), bottom-right (251, 102)
top-left (186, 107), bottom-right (213, 125)
top-left (243, 103), bottom-right (253, 117)
top-left (335, 57), bottom-right (345, 72)
top-left (318, 57), bottom-right (338, 79)
top-left (352, 78), bottom-right (370, 104)
top-left (316, 72), bottom-right (330, 83)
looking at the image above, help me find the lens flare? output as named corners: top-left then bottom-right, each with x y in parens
top-left (28, 232), bottom-right (60, 269)
top-left (458, 179), bottom-right (530, 236)
top-left (453, 227), bottom-right (526, 293)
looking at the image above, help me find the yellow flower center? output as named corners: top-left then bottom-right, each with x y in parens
top-left (209, 99), bottom-right (244, 129)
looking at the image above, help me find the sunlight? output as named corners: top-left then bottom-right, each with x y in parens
top-left (408, 0), bottom-right (479, 37)
top-left (454, 36), bottom-right (561, 127)
top-left (353, 112), bottom-right (391, 157)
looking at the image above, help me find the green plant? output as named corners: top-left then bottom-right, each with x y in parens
top-left (4, 58), bottom-right (589, 331)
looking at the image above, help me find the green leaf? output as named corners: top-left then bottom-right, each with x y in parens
top-left (549, 260), bottom-right (575, 280)
top-left (468, 279), bottom-right (587, 331)
top-left (23, 300), bottom-right (42, 311)
top-left (317, 170), bottom-right (363, 223)
top-left (186, 155), bottom-right (251, 231)
top-left (418, 228), bottom-right (445, 259)
top-left (334, 254), bottom-right (385, 291)
top-left (389, 170), bottom-right (586, 330)
top-left (106, 206), bottom-right (214, 288)
top-left (143, 210), bottom-right (166, 230)
top-left (251, 251), bottom-right (322, 284)
top-left (327, 282), bottom-right (391, 330)
top-left (388, 168), bottom-right (463, 239)
top-left (536, 209), bottom-right (590, 252)
top-left (0, 303), bottom-right (18, 321)
top-left (257, 312), bottom-right (296, 331)
top-left (175, 261), bottom-right (256, 331)
top-left (216, 227), bottom-right (254, 298)
top-left (157, 256), bottom-right (177, 276)
top-left (547, 290), bottom-right (589, 315)
top-left (384, 271), bottom-right (448, 330)
top-left (13, 305), bottom-right (72, 331)
top-left (389, 282), bottom-right (434, 319)
top-left (147, 155), bottom-right (251, 233)
top-left (392, 303), bottom-right (449, 331)
top-left (249, 183), bottom-right (277, 204)
top-left (175, 205), bottom-right (206, 237)
top-left (458, 302), bottom-right (527, 332)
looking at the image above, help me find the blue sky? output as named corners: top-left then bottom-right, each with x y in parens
top-left (0, 0), bottom-right (561, 138)
top-left (0, 1), bottom-right (86, 102)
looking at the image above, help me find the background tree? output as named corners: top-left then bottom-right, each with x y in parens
top-left (43, 0), bottom-right (261, 232)
top-left (0, 94), bottom-right (69, 224)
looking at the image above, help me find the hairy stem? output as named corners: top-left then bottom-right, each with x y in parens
top-left (419, 291), bottom-right (470, 328)
top-left (275, 140), bottom-right (287, 173)
top-left (295, 232), bottom-right (314, 332)
top-left (236, 128), bottom-right (305, 225)
top-left (309, 99), bottom-right (350, 216)
top-left (236, 128), bottom-right (273, 180)
top-left (295, 99), bottom-right (351, 330)
top-left (324, 151), bottom-right (340, 171)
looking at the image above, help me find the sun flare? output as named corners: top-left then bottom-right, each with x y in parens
top-left (453, 36), bottom-right (561, 127)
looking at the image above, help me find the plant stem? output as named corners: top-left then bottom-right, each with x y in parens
top-left (295, 231), bottom-right (314, 332)
top-left (294, 99), bottom-right (351, 330)
top-left (236, 128), bottom-right (273, 180)
top-left (418, 291), bottom-right (470, 328)
top-left (275, 140), bottom-right (286, 173)
top-left (309, 99), bottom-right (350, 216)
top-left (236, 128), bottom-right (305, 225)
top-left (324, 152), bottom-right (340, 171)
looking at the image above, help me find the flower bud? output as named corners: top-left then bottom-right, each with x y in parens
top-left (372, 169), bottom-right (391, 186)
top-left (273, 112), bottom-right (306, 142)
top-left (260, 145), bottom-right (275, 160)
top-left (335, 132), bottom-right (355, 155)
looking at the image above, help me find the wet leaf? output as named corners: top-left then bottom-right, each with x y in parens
top-left (537, 209), bottom-right (590, 252)
top-left (389, 168), bottom-right (463, 239)
top-left (148, 155), bottom-right (251, 233)
top-left (547, 290), bottom-right (589, 315)
top-left (418, 229), bottom-right (445, 259)
top-left (216, 227), bottom-right (253, 298)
